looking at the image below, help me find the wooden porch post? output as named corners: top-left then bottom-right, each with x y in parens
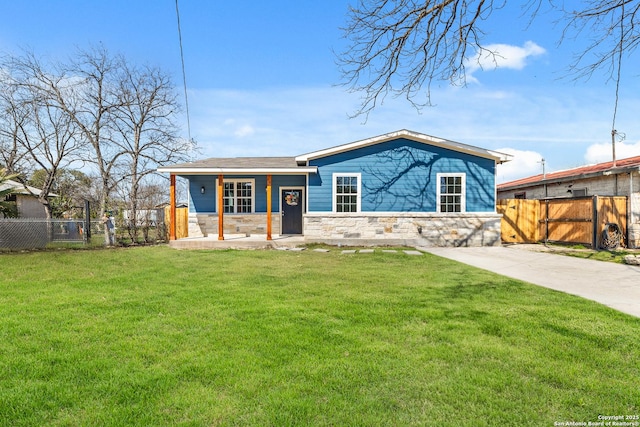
top-left (266, 175), bottom-right (272, 240)
top-left (169, 174), bottom-right (176, 240)
top-left (217, 174), bottom-right (224, 240)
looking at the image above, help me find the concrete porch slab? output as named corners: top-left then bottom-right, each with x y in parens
top-left (168, 234), bottom-right (305, 250)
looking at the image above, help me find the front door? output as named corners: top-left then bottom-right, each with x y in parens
top-left (281, 188), bottom-right (303, 235)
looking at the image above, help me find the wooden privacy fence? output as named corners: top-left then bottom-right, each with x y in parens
top-left (497, 196), bottom-right (627, 248)
top-left (164, 206), bottom-right (188, 239)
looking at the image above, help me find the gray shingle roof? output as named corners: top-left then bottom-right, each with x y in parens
top-left (168, 156), bottom-right (299, 169)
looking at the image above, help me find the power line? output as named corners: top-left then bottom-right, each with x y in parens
top-left (175, 0), bottom-right (191, 142)
top-left (611, 1), bottom-right (625, 167)
top-left (611, 1), bottom-right (625, 133)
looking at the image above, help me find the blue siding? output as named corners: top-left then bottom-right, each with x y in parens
top-left (188, 176), bottom-right (216, 212)
top-left (308, 138), bottom-right (496, 212)
top-left (186, 174), bottom-right (306, 213)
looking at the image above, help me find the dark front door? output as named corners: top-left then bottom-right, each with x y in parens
top-left (281, 189), bottom-right (303, 235)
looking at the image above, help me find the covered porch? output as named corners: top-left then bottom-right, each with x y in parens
top-left (157, 157), bottom-right (316, 243)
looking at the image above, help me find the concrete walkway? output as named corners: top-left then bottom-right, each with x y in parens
top-left (420, 245), bottom-right (640, 318)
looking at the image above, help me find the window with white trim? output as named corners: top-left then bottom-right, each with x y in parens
top-left (218, 179), bottom-right (255, 213)
top-left (333, 173), bottom-right (361, 212)
top-left (437, 173), bottom-right (465, 213)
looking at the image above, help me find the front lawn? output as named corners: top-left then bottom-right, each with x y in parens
top-left (1, 247), bottom-right (638, 426)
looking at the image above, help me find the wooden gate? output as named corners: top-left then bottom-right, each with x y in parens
top-left (497, 199), bottom-right (540, 243)
top-left (541, 198), bottom-right (593, 245)
top-left (164, 206), bottom-right (188, 239)
top-left (498, 196), bottom-right (627, 247)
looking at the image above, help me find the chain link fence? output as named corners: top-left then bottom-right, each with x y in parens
top-left (1, 210), bottom-right (168, 250)
top-left (0, 219), bottom-right (88, 250)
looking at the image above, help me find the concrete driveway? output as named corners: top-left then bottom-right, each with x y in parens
top-left (420, 245), bottom-right (640, 318)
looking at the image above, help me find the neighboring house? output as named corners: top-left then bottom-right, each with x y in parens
top-left (158, 129), bottom-right (512, 246)
top-left (497, 155), bottom-right (640, 247)
top-left (497, 155), bottom-right (640, 200)
top-left (0, 179), bottom-right (49, 218)
top-left (497, 156), bottom-right (640, 218)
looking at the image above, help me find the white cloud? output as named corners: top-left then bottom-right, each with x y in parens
top-left (584, 140), bottom-right (640, 164)
top-left (495, 148), bottom-right (545, 183)
top-left (466, 41), bottom-right (546, 82)
top-left (234, 125), bottom-right (255, 138)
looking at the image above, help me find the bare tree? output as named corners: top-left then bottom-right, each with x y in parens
top-left (1, 46), bottom-right (193, 239)
top-left (60, 46), bottom-right (128, 218)
top-left (0, 77), bottom-right (32, 176)
top-left (17, 95), bottom-right (83, 218)
top-left (560, 1), bottom-right (640, 80)
top-left (111, 63), bottom-right (192, 243)
top-left (0, 62), bottom-right (84, 218)
top-left (2, 48), bottom-right (125, 219)
top-left (338, 0), bottom-right (639, 118)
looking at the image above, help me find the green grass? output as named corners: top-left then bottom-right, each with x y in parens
top-left (1, 246), bottom-right (639, 426)
top-left (544, 244), bottom-right (638, 264)
top-left (561, 249), bottom-right (636, 263)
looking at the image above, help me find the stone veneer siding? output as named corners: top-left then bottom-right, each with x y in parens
top-left (186, 212), bottom-right (501, 247)
top-left (303, 212), bottom-right (502, 247)
top-left (190, 213), bottom-right (281, 237)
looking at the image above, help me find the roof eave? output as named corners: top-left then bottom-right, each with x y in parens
top-left (295, 129), bottom-right (512, 163)
top-left (498, 165), bottom-right (640, 191)
top-left (156, 167), bottom-right (318, 175)
top-left (1, 180), bottom-right (47, 196)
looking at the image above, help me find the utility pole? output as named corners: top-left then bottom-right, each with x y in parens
top-left (539, 158), bottom-right (546, 179)
top-left (539, 158), bottom-right (547, 198)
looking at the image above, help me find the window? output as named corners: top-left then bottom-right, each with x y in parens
top-left (437, 173), bottom-right (465, 213)
top-left (217, 179), bottom-right (254, 213)
top-left (333, 173), bottom-right (361, 212)
top-left (514, 192), bottom-right (526, 199)
top-left (571, 188), bottom-right (587, 197)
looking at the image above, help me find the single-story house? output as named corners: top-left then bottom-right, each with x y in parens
top-left (158, 129), bottom-right (512, 247)
top-left (497, 155), bottom-right (640, 247)
top-left (0, 179), bottom-right (50, 218)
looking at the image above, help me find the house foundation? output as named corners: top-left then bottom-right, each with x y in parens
top-left (303, 212), bottom-right (502, 247)
top-left (186, 212), bottom-right (501, 247)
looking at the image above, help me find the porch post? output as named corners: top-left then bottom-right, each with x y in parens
top-left (169, 174), bottom-right (176, 241)
top-left (266, 175), bottom-right (272, 240)
top-left (217, 174), bottom-right (224, 240)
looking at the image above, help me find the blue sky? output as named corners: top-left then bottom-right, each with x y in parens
top-left (1, 0), bottom-right (640, 183)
